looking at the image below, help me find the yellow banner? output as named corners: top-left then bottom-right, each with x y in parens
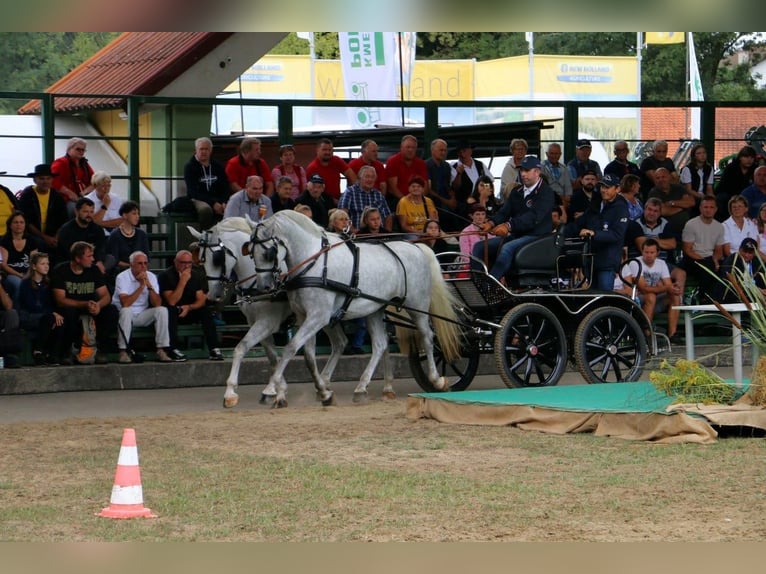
top-left (645, 32), bottom-right (684, 45)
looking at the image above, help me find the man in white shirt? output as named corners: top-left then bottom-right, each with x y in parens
top-left (112, 250), bottom-right (185, 363)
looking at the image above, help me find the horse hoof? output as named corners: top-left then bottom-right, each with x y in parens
top-left (381, 391), bottom-right (397, 401)
top-left (223, 396), bottom-right (239, 409)
top-left (272, 398), bottom-right (288, 409)
top-left (353, 391), bottom-right (369, 404)
top-left (321, 392), bottom-right (336, 407)
top-left (259, 393), bottom-right (276, 405)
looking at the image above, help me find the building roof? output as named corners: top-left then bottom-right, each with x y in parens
top-left (18, 32), bottom-right (234, 115)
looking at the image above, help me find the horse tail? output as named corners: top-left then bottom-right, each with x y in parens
top-left (419, 244), bottom-right (462, 363)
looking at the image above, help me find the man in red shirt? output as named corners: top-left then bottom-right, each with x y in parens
top-left (51, 137), bottom-right (95, 218)
top-left (306, 138), bottom-right (357, 203)
top-left (225, 137), bottom-right (273, 197)
top-left (347, 139), bottom-right (387, 195)
top-left (385, 134), bottom-right (428, 211)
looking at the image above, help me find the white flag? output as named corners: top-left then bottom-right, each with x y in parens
top-left (339, 32), bottom-right (415, 128)
top-left (688, 33), bottom-right (704, 139)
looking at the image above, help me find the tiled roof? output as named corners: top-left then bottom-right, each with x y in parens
top-left (18, 32), bottom-right (234, 115)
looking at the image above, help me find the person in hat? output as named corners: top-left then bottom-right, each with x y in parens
top-left (295, 174), bottom-right (334, 228)
top-left (573, 173), bottom-right (630, 291)
top-left (271, 144), bottom-right (307, 200)
top-left (567, 139), bottom-right (603, 193)
top-left (472, 155), bottom-right (555, 282)
top-left (716, 236), bottom-right (766, 303)
top-left (51, 137), bottom-right (96, 219)
top-left (0, 169), bottom-right (17, 236)
top-left (17, 164), bottom-right (69, 250)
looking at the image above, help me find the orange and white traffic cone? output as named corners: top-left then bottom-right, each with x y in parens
top-left (97, 428), bottom-right (157, 519)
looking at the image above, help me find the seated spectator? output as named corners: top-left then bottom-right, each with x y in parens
top-left (271, 176), bottom-right (297, 213)
top-left (51, 137), bottom-right (95, 218)
top-left (0, 178), bottom-right (18, 236)
top-left (271, 144), bottom-right (306, 200)
top-left (158, 250), bottom-right (222, 361)
top-left (294, 203), bottom-right (313, 218)
top-left (755, 203), bottom-right (766, 254)
top-left (639, 139), bottom-right (679, 200)
top-left (551, 206), bottom-right (564, 230)
top-left (621, 238), bottom-right (681, 343)
top-left (499, 138), bottom-right (528, 200)
top-left (113, 251), bottom-right (183, 363)
top-left (385, 135), bottom-right (427, 211)
top-left (327, 208), bottom-right (351, 235)
top-left (16, 252), bottom-right (65, 365)
top-left (620, 174), bottom-right (643, 221)
top-left (17, 163), bottom-right (68, 251)
top-left (357, 206), bottom-right (389, 235)
top-left (647, 167), bottom-right (695, 232)
top-left (722, 195), bottom-right (759, 258)
top-left (421, 219), bottom-right (452, 254)
top-left (85, 171), bottom-right (124, 235)
top-left (566, 169), bottom-right (599, 221)
top-left (0, 279), bottom-right (21, 368)
top-left (307, 137), bottom-right (357, 205)
top-left (338, 164), bottom-right (392, 232)
top-left (716, 145), bottom-right (758, 221)
top-left (604, 140), bottom-right (641, 181)
top-left (680, 196), bottom-right (726, 303)
top-left (717, 237), bottom-right (766, 303)
top-left (680, 143), bottom-right (714, 202)
top-left (50, 241), bottom-right (119, 365)
top-left (459, 203), bottom-right (494, 259)
top-left (296, 174), bottom-right (334, 228)
top-left (183, 137), bottom-right (230, 230)
top-left (347, 139), bottom-right (387, 196)
top-left (0, 210), bottom-right (45, 302)
top-left (567, 139), bottom-right (603, 193)
top-left (466, 175), bottom-right (500, 220)
top-left (541, 142), bottom-right (573, 214)
top-left (741, 165), bottom-right (766, 219)
top-left (426, 139), bottom-right (458, 232)
top-left (105, 201), bottom-right (151, 273)
top-left (224, 175), bottom-right (273, 221)
top-left (57, 197), bottom-right (116, 274)
top-left (396, 175), bottom-right (438, 240)
top-left (225, 137), bottom-right (273, 197)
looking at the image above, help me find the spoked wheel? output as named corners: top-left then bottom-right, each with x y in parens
top-left (408, 320), bottom-right (481, 393)
top-left (494, 303), bottom-right (568, 388)
top-left (574, 307), bottom-right (647, 384)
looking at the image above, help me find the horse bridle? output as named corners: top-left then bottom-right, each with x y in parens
top-left (197, 230), bottom-right (237, 286)
top-left (249, 224), bottom-right (289, 290)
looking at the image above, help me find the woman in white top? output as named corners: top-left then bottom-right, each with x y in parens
top-left (722, 194), bottom-right (759, 258)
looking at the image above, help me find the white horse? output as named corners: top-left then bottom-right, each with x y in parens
top-left (247, 210), bottom-right (462, 407)
top-left (188, 218), bottom-right (396, 408)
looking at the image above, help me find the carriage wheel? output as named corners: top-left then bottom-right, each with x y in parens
top-left (573, 307), bottom-right (647, 384)
top-left (408, 325), bottom-right (481, 393)
top-left (494, 303), bottom-right (567, 388)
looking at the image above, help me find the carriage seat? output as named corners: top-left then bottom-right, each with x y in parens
top-left (505, 230), bottom-right (562, 288)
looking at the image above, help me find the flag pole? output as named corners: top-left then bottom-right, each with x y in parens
top-left (398, 32), bottom-right (405, 127)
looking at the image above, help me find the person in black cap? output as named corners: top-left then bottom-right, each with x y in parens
top-left (572, 173), bottom-right (630, 291)
top-left (472, 155), bottom-right (554, 282)
top-left (567, 138), bottom-right (602, 193)
top-left (295, 174), bottom-right (334, 228)
top-left (17, 164), bottom-right (69, 250)
top-left (716, 236), bottom-right (766, 303)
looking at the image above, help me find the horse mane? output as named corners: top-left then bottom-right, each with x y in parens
top-left (273, 209), bottom-right (324, 238)
top-left (214, 217), bottom-right (252, 235)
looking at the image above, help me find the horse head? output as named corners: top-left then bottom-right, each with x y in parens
top-left (187, 224), bottom-right (237, 301)
top-left (247, 216), bottom-right (287, 293)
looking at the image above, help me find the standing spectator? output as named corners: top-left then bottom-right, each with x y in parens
top-left (385, 135), bottom-right (428, 211)
top-left (541, 142), bottom-right (573, 216)
top-left (56, 197), bottom-right (115, 275)
top-left (620, 174), bottom-right (644, 221)
top-left (721, 195), bottom-right (758, 258)
top-left (396, 175), bottom-right (437, 240)
top-left (306, 138), bottom-right (357, 204)
top-left (158, 250), bottom-right (222, 361)
top-left (271, 176), bottom-right (297, 213)
top-left (271, 144), bottom-right (306, 200)
top-left (568, 138), bottom-right (603, 193)
top-left (339, 165), bottom-right (392, 232)
top-left (0, 175), bottom-right (18, 236)
top-left (50, 241), bottom-right (118, 365)
top-left (604, 140), bottom-right (641, 180)
top-left (639, 139), bottom-right (679, 200)
top-left (573, 173), bottom-right (629, 291)
top-left (680, 143), bottom-right (714, 202)
top-left (647, 167), bottom-right (696, 232)
top-left (451, 139), bottom-right (488, 210)
top-left (224, 175), bottom-right (273, 221)
top-left (295, 174), bottom-right (334, 228)
top-left (466, 175), bottom-right (500, 220)
top-left (347, 139), bottom-right (387, 196)
top-left (106, 201), bottom-right (150, 273)
top-left (113, 251), bottom-right (181, 364)
top-left (680, 196), bottom-right (726, 303)
top-left (51, 137), bottom-right (95, 218)
top-left (183, 136), bottom-right (230, 230)
top-left (473, 155), bottom-right (554, 281)
top-left (225, 137), bottom-right (273, 197)
top-left (740, 165), bottom-right (766, 219)
top-left (85, 172), bottom-right (124, 235)
top-left (17, 164), bottom-right (68, 251)
top-left (715, 145), bottom-right (758, 219)
top-left (16, 252), bottom-right (66, 365)
top-left (1, 211), bottom-right (44, 302)
top-left (426, 138), bottom-right (460, 232)
top-left (500, 138), bottom-right (528, 201)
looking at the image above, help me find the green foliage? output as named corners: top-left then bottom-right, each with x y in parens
top-left (650, 359), bottom-right (740, 405)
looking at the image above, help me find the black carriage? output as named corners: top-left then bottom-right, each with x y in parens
top-left (407, 229), bottom-right (657, 392)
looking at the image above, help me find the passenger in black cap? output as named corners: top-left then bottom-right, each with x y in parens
top-left (295, 174), bottom-right (334, 228)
